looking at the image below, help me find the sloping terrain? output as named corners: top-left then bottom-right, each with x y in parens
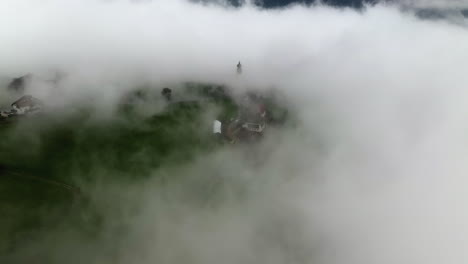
top-left (0, 83), bottom-right (291, 261)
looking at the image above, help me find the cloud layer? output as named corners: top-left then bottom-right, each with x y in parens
top-left (2, 0), bottom-right (468, 263)
top-left (398, 0), bottom-right (468, 9)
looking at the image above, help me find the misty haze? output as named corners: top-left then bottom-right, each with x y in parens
top-left (1, 0), bottom-right (468, 263)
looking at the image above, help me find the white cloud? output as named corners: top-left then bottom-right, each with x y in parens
top-left (2, 0), bottom-right (468, 263)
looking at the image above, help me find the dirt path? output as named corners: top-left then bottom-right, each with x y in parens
top-left (0, 167), bottom-right (81, 195)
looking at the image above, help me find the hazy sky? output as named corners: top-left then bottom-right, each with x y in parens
top-left (246, 0), bottom-right (372, 8)
top-left (217, 0), bottom-right (468, 9)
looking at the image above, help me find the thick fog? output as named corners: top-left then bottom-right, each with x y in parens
top-left (2, 0), bottom-right (468, 263)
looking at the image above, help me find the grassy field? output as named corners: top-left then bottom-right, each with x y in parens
top-left (0, 85), bottom-right (232, 249)
top-left (0, 83), bottom-right (292, 262)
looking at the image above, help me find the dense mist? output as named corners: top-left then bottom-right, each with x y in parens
top-left (2, 0), bottom-right (468, 263)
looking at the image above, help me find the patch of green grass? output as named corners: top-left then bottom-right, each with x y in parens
top-left (0, 84), bottom-right (244, 253)
top-left (0, 83), bottom-right (292, 258)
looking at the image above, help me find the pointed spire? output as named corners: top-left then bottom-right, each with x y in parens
top-left (237, 61), bottom-right (242, 74)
